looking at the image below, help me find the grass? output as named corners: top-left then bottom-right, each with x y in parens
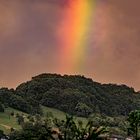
top-left (0, 107), bottom-right (27, 134)
top-left (0, 106), bottom-right (88, 134)
top-left (42, 106), bottom-right (88, 125)
top-left (42, 106), bottom-right (66, 120)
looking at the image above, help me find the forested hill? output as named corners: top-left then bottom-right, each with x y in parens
top-left (11, 73), bottom-right (139, 117)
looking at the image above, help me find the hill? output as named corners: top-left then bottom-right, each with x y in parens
top-left (12, 73), bottom-right (140, 117)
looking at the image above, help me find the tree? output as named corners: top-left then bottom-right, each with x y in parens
top-left (52, 115), bottom-right (108, 140)
top-left (127, 110), bottom-right (140, 140)
top-left (16, 114), bottom-right (24, 125)
top-left (0, 130), bottom-right (4, 138)
top-left (75, 102), bottom-right (93, 117)
top-left (0, 103), bottom-right (4, 112)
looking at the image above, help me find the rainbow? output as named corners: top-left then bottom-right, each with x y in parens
top-left (57, 0), bottom-right (96, 74)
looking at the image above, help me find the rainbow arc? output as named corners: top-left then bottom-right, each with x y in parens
top-left (57, 0), bottom-right (96, 73)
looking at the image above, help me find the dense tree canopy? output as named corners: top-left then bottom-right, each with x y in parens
top-left (0, 102), bottom-right (4, 112)
top-left (0, 88), bottom-right (42, 114)
top-left (14, 73), bottom-right (140, 117)
top-left (127, 110), bottom-right (140, 140)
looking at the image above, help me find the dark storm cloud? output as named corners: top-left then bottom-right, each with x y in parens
top-left (0, 0), bottom-right (63, 87)
top-left (0, 0), bottom-right (140, 90)
top-left (87, 0), bottom-right (140, 90)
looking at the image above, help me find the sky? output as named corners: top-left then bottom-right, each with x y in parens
top-left (0, 0), bottom-right (140, 90)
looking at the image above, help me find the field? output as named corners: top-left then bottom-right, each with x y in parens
top-left (0, 106), bottom-right (88, 134)
top-left (0, 107), bottom-right (27, 134)
top-left (42, 106), bottom-right (88, 125)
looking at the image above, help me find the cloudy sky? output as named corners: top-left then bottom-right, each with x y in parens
top-left (0, 0), bottom-right (140, 90)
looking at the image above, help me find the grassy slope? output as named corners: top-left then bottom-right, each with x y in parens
top-left (0, 106), bottom-right (88, 134)
top-left (42, 106), bottom-right (88, 125)
top-left (0, 107), bottom-right (27, 134)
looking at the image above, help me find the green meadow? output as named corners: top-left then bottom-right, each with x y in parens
top-left (0, 106), bottom-right (88, 134)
